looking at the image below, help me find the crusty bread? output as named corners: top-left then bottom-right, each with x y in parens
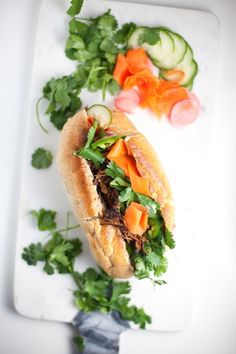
top-left (57, 109), bottom-right (174, 278)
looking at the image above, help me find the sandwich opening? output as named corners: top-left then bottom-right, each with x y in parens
top-left (73, 112), bottom-right (175, 281)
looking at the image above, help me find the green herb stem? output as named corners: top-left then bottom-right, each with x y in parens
top-left (44, 224), bottom-right (80, 240)
top-left (36, 97), bottom-right (49, 133)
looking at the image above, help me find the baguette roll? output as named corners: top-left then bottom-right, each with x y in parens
top-left (57, 109), bottom-right (174, 278)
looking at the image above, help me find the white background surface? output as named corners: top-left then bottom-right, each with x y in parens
top-left (0, 0), bottom-right (236, 353)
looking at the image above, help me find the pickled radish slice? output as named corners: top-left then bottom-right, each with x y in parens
top-left (169, 98), bottom-right (201, 127)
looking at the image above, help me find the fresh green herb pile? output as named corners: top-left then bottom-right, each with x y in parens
top-left (75, 120), bottom-right (175, 283)
top-left (38, 3), bottom-right (137, 132)
top-left (22, 208), bottom-right (151, 333)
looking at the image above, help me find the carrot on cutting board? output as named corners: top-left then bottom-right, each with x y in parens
top-left (113, 54), bottom-right (130, 86)
top-left (125, 48), bottom-right (150, 74)
top-left (124, 201), bottom-right (148, 235)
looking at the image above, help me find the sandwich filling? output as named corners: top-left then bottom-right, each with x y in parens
top-left (74, 117), bottom-right (175, 282)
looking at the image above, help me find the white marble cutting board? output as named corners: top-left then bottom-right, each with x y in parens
top-left (14, 0), bottom-right (220, 331)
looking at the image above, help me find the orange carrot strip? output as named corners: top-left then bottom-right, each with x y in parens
top-left (126, 48), bottom-right (150, 74)
top-left (124, 201), bottom-right (148, 235)
top-left (107, 138), bottom-right (128, 158)
top-left (109, 156), bottom-right (130, 176)
top-left (107, 139), bottom-right (151, 196)
top-left (127, 158), bottom-right (151, 196)
top-left (113, 54), bottom-right (130, 86)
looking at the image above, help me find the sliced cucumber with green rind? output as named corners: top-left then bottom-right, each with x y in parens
top-left (128, 26), bottom-right (153, 51)
top-left (167, 30), bottom-right (188, 65)
top-left (87, 104), bottom-right (112, 129)
top-left (146, 30), bottom-right (175, 69)
top-left (128, 26), bottom-right (198, 88)
top-left (160, 46), bottom-right (198, 86)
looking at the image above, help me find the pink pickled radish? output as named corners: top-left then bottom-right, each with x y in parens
top-left (116, 88), bottom-right (140, 105)
top-left (114, 88), bottom-right (140, 114)
top-left (169, 98), bottom-right (201, 127)
top-left (114, 97), bottom-right (138, 114)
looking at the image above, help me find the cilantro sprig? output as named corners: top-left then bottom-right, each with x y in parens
top-left (22, 210), bottom-right (81, 274)
top-left (72, 268), bottom-right (151, 329)
top-left (21, 208), bottom-right (152, 332)
top-left (31, 148), bottom-right (53, 169)
top-left (39, 9), bottom-right (136, 131)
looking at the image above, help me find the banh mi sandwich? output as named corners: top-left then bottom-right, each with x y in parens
top-left (58, 105), bottom-right (175, 279)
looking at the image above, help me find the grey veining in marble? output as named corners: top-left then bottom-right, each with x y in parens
top-left (72, 311), bottom-right (130, 354)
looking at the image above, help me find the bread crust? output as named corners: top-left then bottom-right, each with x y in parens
top-left (57, 110), bottom-right (133, 278)
top-left (57, 109), bottom-right (174, 278)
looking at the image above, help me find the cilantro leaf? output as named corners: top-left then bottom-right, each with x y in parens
top-left (138, 27), bottom-right (160, 45)
top-left (73, 268), bottom-right (151, 329)
top-left (31, 208), bottom-right (57, 231)
top-left (75, 147), bottom-right (105, 168)
top-left (113, 22), bottom-right (137, 44)
top-left (107, 79), bottom-right (120, 95)
top-left (22, 230), bottom-right (82, 275)
top-left (49, 242), bottom-right (74, 267)
top-left (69, 19), bottom-right (89, 37)
top-left (110, 177), bottom-right (130, 191)
top-left (67, 0), bottom-right (84, 17)
top-left (42, 76), bottom-right (82, 130)
top-left (22, 243), bottom-right (47, 265)
top-left (119, 187), bottom-right (136, 205)
top-left (65, 34), bottom-right (85, 60)
top-left (164, 228), bottom-right (176, 249)
top-left (96, 10), bottom-right (118, 36)
top-left (100, 38), bottom-right (118, 54)
top-left (110, 281), bottom-right (131, 302)
top-left (73, 336), bottom-right (85, 352)
top-left (31, 148), bottom-right (53, 169)
top-left (135, 193), bottom-right (160, 218)
top-left (105, 161), bottom-right (127, 180)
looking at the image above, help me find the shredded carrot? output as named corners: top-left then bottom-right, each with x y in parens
top-left (113, 48), bottom-right (190, 118)
top-left (124, 201), bottom-right (148, 235)
top-left (124, 69), bottom-right (188, 117)
top-left (113, 54), bottom-right (130, 86)
top-left (125, 48), bottom-right (149, 74)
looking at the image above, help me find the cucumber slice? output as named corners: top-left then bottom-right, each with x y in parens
top-left (147, 30), bottom-right (175, 69)
top-left (128, 26), bottom-right (198, 88)
top-left (128, 26), bottom-right (153, 51)
top-left (87, 104), bottom-right (112, 129)
top-left (167, 30), bottom-right (187, 65)
top-left (160, 46), bottom-right (198, 86)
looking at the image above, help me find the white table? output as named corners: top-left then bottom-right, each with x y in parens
top-left (0, 0), bottom-right (236, 353)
